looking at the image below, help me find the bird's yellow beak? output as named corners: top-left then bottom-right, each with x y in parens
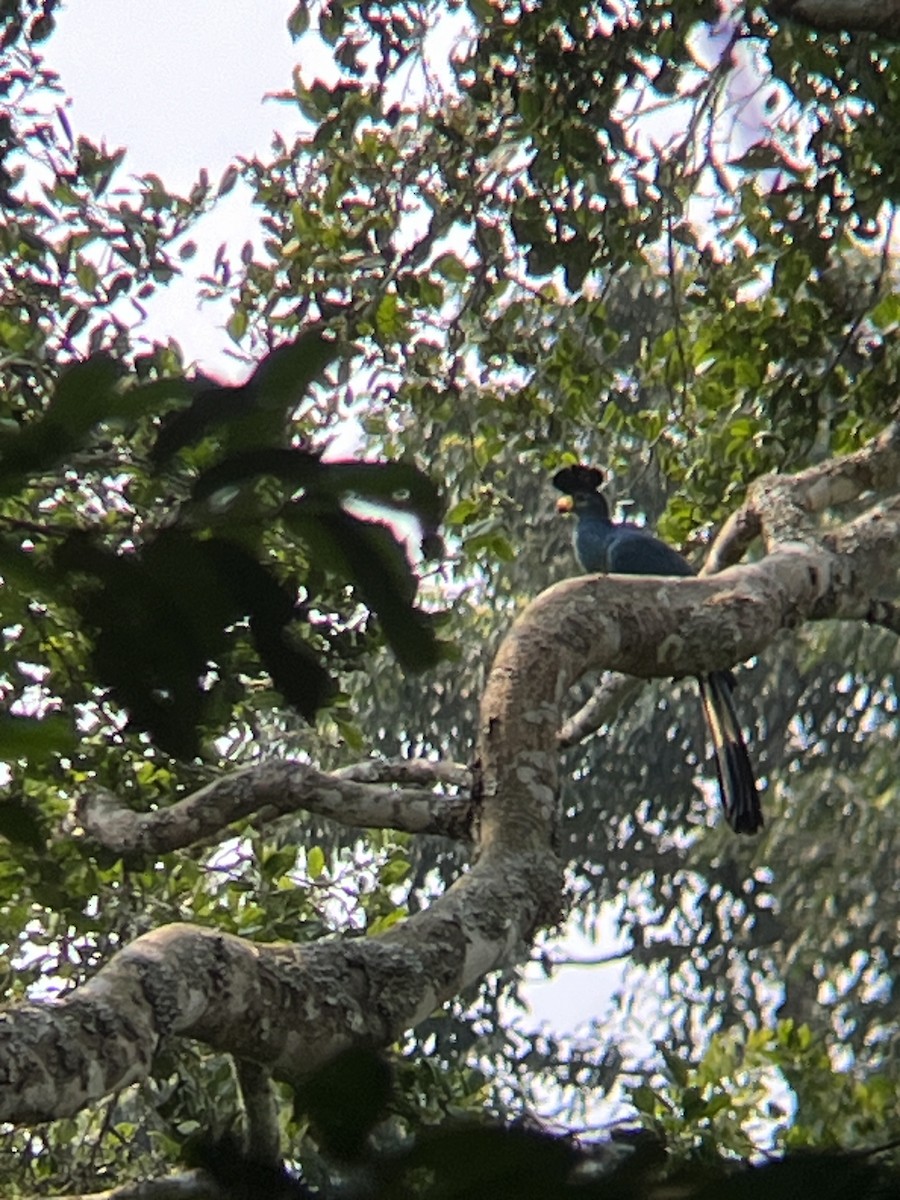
top-left (556, 495), bottom-right (575, 514)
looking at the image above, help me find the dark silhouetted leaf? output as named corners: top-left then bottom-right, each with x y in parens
top-left (251, 622), bottom-right (334, 721)
top-left (201, 537), bottom-right (334, 720)
top-left (190, 446), bottom-right (325, 502)
top-left (149, 326), bottom-right (337, 464)
top-left (695, 1152), bottom-right (894, 1200)
top-left (248, 324), bottom-right (336, 410)
top-left (284, 499), bottom-right (443, 671)
top-left (54, 530), bottom-right (334, 757)
top-left (0, 796), bottom-right (46, 852)
top-left (193, 451), bottom-right (442, 537)
top-left (293, 1046), bottom-right (392, 1161)
top-left (149, 381), bottom-right (259, 464)
top-left (184, 1132), bottom-right (309, 1199)
top-left (0, 539), bottom-right (61, 605)
top-left (55, 533), bottom-right (218, 758)
top-left (400, 1123), bottom-right (578, 1199)
top-left (0, 355), bottom-right (123, 489)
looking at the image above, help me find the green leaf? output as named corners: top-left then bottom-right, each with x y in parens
top-left (374, 292), bottom-right (403, 341)
top-left (432, 253), bottom-right (469, 284)
top-left (227, 307), bottom-right (248, 342)
top-left (75, 258), bottom-right (98, 292)
top-left (0, 714), bottom-right (76, 763)
top-left (870, 292), bottom-right (900, 331)
top-left (334, 714), bottom-right (366, 752)
top-left (445, 497), bottom-right (482, 526)
top-left (307, 845), bottom-right (326, 878)
top-left (630, 1085), bottom-right (659, 1115)
top-left (379, 857), bottom-right (411, 886)
top-left (288, 1), bottom-right (310, 39)
top-left (660, 1044), bottom-right (692, 1087)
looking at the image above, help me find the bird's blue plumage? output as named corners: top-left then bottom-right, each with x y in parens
top-left (570, 493), bottom-right (695, 577)
top-left (557, 480), bottom-right (763, 835)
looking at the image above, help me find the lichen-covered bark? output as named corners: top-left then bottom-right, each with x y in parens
top-left (77, 758), bottom-right (473, 854)
top-left (767, 0), bottom-right (900, 37)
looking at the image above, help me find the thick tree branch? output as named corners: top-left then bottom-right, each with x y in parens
top-left (76, 759), bottom-right (474, 855)
top-left (767, 0), bottom-right (900, 37)
top-left (1, 490), bottom-right (895, 1126)
top-left (704, 421), bottom-right (900, 573)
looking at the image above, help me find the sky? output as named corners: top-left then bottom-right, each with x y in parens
top-left (42, 0), bottom-right (630, 1049)
top-left (46, 0), bottom-right (309, 378)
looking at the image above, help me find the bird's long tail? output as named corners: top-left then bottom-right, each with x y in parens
top-left (697, 671), bottom-right (763, 835)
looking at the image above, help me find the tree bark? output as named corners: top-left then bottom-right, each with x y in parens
top-left (767, 0), bottom-right (900, 38)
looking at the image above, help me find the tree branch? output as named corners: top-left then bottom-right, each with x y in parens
top-left (76, 759), bottom-right (474, 855)
top-left (556, 673), bottom-right (645, 748)
top-left (866, 598), bottom-right (900, 636)
top-left (1, 485), bottom-right (895, 1126)
top-left (235, 1058), bottom-right (281, 1167)
top-left (766, 0), bottom-right (900, 38)
top-left (704, 421), bottom-right (900, 572)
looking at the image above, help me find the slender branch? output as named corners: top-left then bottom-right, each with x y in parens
top-left (335, 757), bottom-right (469, 788)
top-left (557, 674), bottom-right (645, 749)
top-left (235, 1059), bottom-right (281, 1167)
top-left (866, 599), bottom-right (900, 637)
top-left (76, 759), bottom-right (474, 854)
top-left (533, 949), bottom-right (632, 968)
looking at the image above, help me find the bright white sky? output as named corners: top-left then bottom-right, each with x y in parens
top-left (44, 0), bottom-right (631, 1055)
top-left (46, 0), bottom-right (311, 378)
top-left (49, 1), bottom-right (301, 188)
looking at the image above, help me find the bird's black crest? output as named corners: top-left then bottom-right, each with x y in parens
top-left (551, 465), bottom-right (604, 495)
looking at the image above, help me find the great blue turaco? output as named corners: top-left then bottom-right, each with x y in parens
top-left (553, 465), bottom-right (763, 835)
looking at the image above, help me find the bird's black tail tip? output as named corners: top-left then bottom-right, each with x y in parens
top-left (722, 742), bottom-right (764, 835)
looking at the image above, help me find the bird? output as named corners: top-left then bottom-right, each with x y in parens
top-left (553, 465), bottom-right (763, 835)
